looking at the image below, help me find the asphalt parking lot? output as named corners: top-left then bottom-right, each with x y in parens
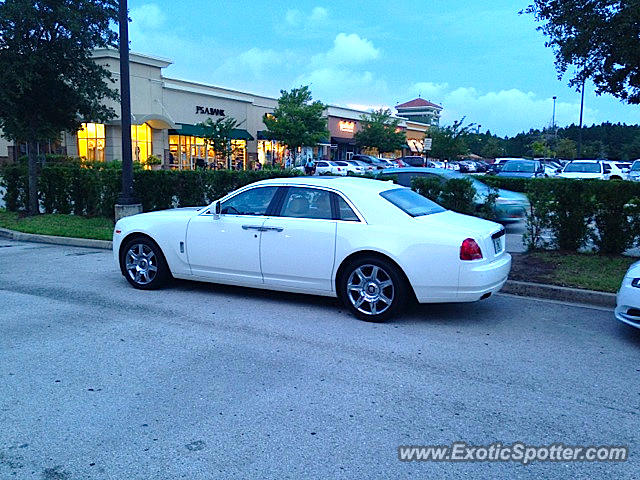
top-left (1, 240), bottom-right (639, 479)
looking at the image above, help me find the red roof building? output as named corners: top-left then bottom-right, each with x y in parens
top-left (395, 97), bottom-right (443, 126)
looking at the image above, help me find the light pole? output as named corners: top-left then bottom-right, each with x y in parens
top-left (477, 124), bottom-right (482, 134)
top-left (577, 81), bottom-right (585, 159)
top-left (115, 0), bottom-right (141, 221)
top-left (552, 96), bottom-right (557, 137)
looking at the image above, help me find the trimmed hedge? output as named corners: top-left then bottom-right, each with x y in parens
top-left (0, 163), bottom-right (302, 219)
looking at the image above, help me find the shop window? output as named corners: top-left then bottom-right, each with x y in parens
top-left (77, 123), bottom-right (105, 162)
top-left (131, 123), bottom-right (152, 163)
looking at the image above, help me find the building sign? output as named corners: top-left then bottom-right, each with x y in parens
top-left (424, 138), bottom-right (433, 151)
top-left (196, 106), bottom-right (226, 116)
top-left (338, 120), bottom-right (355, 133)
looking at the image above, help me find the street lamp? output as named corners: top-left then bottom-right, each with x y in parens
top-left (552, 96), bottom-right (557, 136)
top-left (577, 81), bottom-right (585, 159)
top-left (115, 0), bottom-right (141, 221)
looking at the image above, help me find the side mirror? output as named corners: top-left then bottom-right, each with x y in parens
top-left (213, 201), bottom-right (221, 219)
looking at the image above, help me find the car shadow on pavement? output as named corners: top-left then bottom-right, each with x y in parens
top-left (168, 278), bottom-right (501, 326)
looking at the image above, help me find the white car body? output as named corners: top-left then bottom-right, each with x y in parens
top-left (557, 160), bottom-right (609, 180)
top-left (113, 177), bottom-right (511, 306)
top-left (430, 161), bottom-right (446, 169)
top-left (616, 261), bottom-right (640, 329)
top-left (314, 161), bottom-right (348, 176)
top-left (334, 161), bottom-right (363, 175)
top-left (601, 161), bottom-right (631, 180)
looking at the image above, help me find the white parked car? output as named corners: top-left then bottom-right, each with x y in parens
top-left (557, 160), bottom-right (609, 180)
top-left (615, 261), bottom-right (640, 329)
top-left (334, 160), bottom-right (363, 175)
top-left (314, 160), bottom-right (347, 176)
top-left (627, 160), bottom-right (640, 181)
top-left (601, 161), bottom-right (631, 180)
top-left (113, 177), bottom-right (512, 322)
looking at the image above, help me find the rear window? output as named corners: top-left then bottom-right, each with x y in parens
top-left (564, 162), bottom-right (601, 173)
top-left (380, 188), bottom-right (445, 217)
top-left (502, 161), bottom-right (536, 173)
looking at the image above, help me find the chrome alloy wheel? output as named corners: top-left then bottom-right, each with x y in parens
top-left (125, 243), bottom-right (158, 286)
top-left (347, 264), bottom-right (395, 316)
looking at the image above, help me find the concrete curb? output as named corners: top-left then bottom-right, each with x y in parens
top-left (0, 227), bottom-right (112, 250)
top-left (501, 280), bottom-right (616, 308)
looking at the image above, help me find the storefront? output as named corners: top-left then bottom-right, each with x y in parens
top-left (0, 49), bottom-right (433, 167)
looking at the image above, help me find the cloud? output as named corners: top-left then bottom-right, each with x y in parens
top-left (215, 47), bottom-right (286, 80)
top-left (130, 3), bottom-right (165, 30)
top-left (346, 103), bottom-right (392, 112)
top-left (320, 33), bottom-right (380, 66)
top-left (285, 6), bottom-right (328, 26)
top-left (437, 87), bottom-right (596, 135)
top-left (410, 82), bottom-right (449, 103)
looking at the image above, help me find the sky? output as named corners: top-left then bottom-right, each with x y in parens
top-left (125, 0), bottom-right (640, 136)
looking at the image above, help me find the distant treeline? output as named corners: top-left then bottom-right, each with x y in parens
top-left (465, 123), bottom-right (640, 160)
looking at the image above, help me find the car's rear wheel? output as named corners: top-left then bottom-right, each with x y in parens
top-left (339, 256), bottom-right (407, 322)
top-left (120, 237), bottom-right (170, 290)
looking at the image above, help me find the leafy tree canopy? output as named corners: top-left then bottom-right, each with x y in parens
top-left (263, 86), bottom-right (327, 152)
top-left (0, 0), bottom-right (119, 142)
top-left (525, 0), bottom-right (640, 103)
top-left (354, 108), bottom-right (406, 154)
top-left (198, 116), bottom-right (241, 163)
top-left (427, 118), bottom-right (472, 161)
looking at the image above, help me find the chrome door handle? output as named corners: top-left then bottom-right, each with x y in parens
top-left (242, 225), bottom-right (263, 231)
top-left (263, 226), bottom-right (284, 232)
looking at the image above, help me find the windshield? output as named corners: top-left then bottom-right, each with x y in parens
top-left (380, 188), bottom-right (445, 217)
top-left (564, 162), bottom-right (601, 173)
top-left (434, 170), bottom-right (490, 194)
top-left (631, 161), bottom-right (640, 172)
top-left (502, 161), bottom-right (536, 173)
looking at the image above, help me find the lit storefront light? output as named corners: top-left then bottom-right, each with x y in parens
top-left (77, 123), bottom-right (105, 162)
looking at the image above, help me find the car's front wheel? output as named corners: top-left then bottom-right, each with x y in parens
top-left (120, 237), bottom-right (170, 290)
top-left (339, 256), bottom-right (408, 322)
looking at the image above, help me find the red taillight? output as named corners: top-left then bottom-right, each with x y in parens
top-left (115, 229), bottom-right (121, 234)
top-left (460, 238), bottom-right (483, 260)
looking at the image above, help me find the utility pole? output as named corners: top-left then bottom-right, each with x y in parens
top-left (552, 96), bottom-right (557, 137)
top-left (477, 124), bottom-right (482, 134)
top-left (577, 81), bottom-right (585, 159)
top-left (115, 0), bottom-right (141, 221)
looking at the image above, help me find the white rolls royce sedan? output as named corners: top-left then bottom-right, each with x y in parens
top-left (113, 177), bottom-right (511, 322)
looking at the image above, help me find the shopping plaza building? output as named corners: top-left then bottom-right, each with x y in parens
top-left (0, 49), bottom-right (437, 169)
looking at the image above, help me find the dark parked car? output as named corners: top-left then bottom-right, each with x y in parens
top-left (351, 154), bottom-right (390, 170)
top-left (395, 155), bottom-right (427, 167)
top-left (496, 159), bottom-right (544, 178)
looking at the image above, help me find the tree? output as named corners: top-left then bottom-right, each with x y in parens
top-left (480, 137), bottom-right (505, 159)
top-left (354, 108), bottom-right (406, 154)
top-left (0, 0), bottom-right (119, 215)
top-left (263, 86), bottom-right (327, 156)
top-left (427, 119), bottom-right (471, 161)
top-left (198, 117), bottom-right (241, 168)
top-left (554, 138), bottom-right (577, 159)
top-left (530, 140), bottom-right (552, 158)
top-left (525, 1), bottom-right (640, 103)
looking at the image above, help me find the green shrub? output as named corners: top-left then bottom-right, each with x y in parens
top-left (482, 176), bottom-right (529, 193)
top-left (589, 180), bottom-right (640, 254)
top-left (412, 176), bottom-right (477, 216)
top-left (0, 164), bottom-right (28, 211)
top-left (523, 179), bottom-right (554, 250)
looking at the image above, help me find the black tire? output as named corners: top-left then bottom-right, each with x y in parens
top-left (120, 236), bottom-right (170, 290)
top-left (338, 256), bottom-right (408, 322)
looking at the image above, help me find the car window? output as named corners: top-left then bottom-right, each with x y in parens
top-left (317, 161), bottom-right (328, 167)
top-left (335, 195), bottom-right (359, 221)
top-left (603, 164), bottom-right (612, 173)
top-left (335, 161), bottom-right (348, 166)
top-left (631, 161), bottom-right (640, 172)
top-left (220, 186), bottom-right (278, 216)
top-left (380, 188), bottom-right (445, 217)
top-left (502, 161), bottom-right (535, 173)
top-left (564, 162), bottom-right (601, 173)
top-left (279, 187), bottom-right (333, 220)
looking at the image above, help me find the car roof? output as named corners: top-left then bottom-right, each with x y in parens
top-left (251, 175), bottom-right (398, 194)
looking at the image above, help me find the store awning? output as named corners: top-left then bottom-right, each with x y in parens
top-left (106, 113), bottom-right (177, 129)
top-left (170, 123), bottom-right (254, 141)
top-left (331, 136), bottom-right (356, 145)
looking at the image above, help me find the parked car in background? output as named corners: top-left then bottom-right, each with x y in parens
top-left (314, 161), bottom-right (348, 176)
top-left (381, 167), bottom-right (530, 223)
top-left (628, 160), bottom-right (640, 181)
top-left (352, 154), bottom-right (390, 170)
top-left (349, 159), bottom-right (376, 173)
top-left (615, 261), bottom-right (640, 329)
top-left (114, 177), bottom-right (511, 322)
top-left (486, 162), bottom-right (503, 175)
top-left (334, 161), bottom-right (363, 175)
top-left (601, 160), bottom-right (631, 180)
top-left (496, 159), bottom-right (544, 178)
top-left (458, 160), bottom-right (477, 173)
top-left (395, 156), bottom-right (427, 167)
top-left (557, 160), bottom-right (609, 180)
top-left (430, 160), bottom-right (446, 169)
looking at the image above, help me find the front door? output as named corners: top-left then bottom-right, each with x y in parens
top-left (260, 187), bottom-right (337, 292)
top-left (185, 186), bottom-right (279, 285)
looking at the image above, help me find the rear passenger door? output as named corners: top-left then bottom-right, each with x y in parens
top-left (260, 187), bottom-right (338, 293)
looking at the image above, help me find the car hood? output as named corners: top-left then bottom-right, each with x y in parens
top-left (131, 207), bottom-right (204, 221)
top-left (497, 172), bottom-right (535, 178)
top-left (624, 260), bottom-right (640, 279)
top-left (558, 172), bottom-right (602, 179)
